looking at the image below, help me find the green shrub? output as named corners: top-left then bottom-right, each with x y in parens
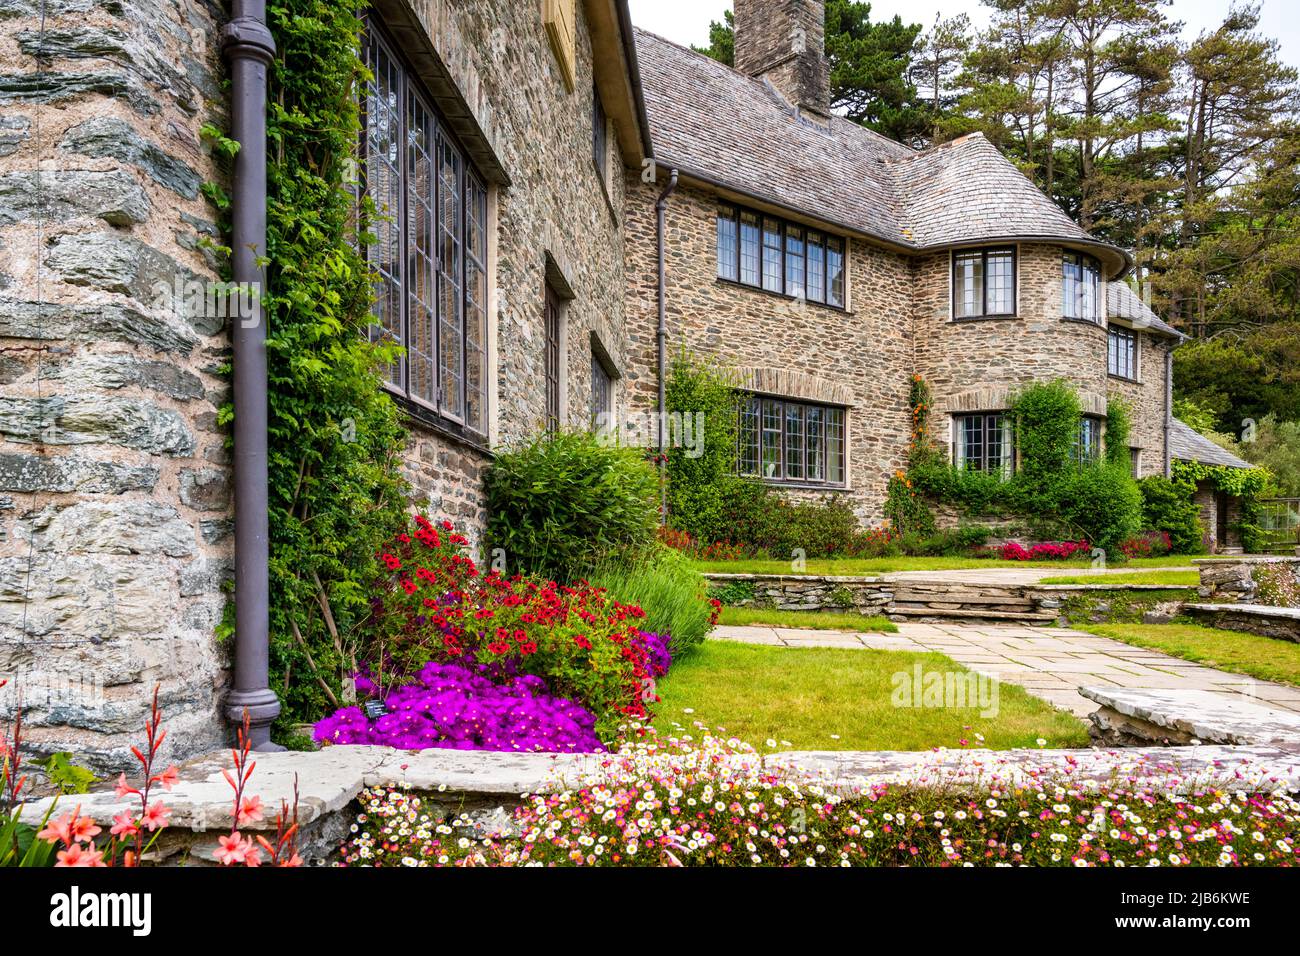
top-left (1056, 464), bottom-right (1144, 554)
top-left (485, 430), bottom-right (659, 581)
top-left (664, 354), bottom-right (755, 544)
top-left (1138, 475), bottom-right (1205, 554)
top-left (1104, 400), bottom-right (1133, 469)
top-left (588, 548), bottom-right (716, 655)
top-left (708, 579), bottom-right (756, 607)
top-left (1010, 380), bottom-right (1082, 483)
top-left (731, 495), bottom-right (861, 559)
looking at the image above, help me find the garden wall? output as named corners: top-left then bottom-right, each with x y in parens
top-left (706, 573), bottom-right (1191, 625)
top-left (1196, 556), bottom-right (1300, 603)
top-left (0, 0), bottom-right (235, 768)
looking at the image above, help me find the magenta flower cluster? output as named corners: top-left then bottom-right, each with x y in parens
top-left (313, 661), bottom-right (604, 753)
top-left (997, 539), bottom-right (1090, 561)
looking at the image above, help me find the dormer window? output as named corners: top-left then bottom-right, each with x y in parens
top-left (1063, 251), bottom-right (1102, 324)
top-left (952, 247), bottom-right (1015, 319)
top-left (717, 204), bottom-right (846, 308)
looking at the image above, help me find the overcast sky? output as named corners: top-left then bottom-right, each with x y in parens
top-left (627, 0), bottom-right (1300, 68)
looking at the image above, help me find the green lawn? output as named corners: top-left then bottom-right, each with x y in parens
top-left (1081, 621), bottom-right (1300, 688)
top-left (693, 555), bottom-right (1195, 576)
top-left (1038, 570), bottom-right (1200, 586)
top-left (654, 640), bottom-right (1089, 751)
top-left (717, 606), bottom-right (897, 632)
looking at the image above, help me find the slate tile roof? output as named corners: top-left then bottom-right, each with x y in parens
top-left (1107, 282), bottom-right (1184, 340)
top-left (635, 28), bottom-right (1128, 273)
top-left (1170, 419), bottom-right (1254, 469)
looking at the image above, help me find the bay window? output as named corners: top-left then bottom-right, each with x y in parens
top-left (954, 413), bottom-right (1014, 475)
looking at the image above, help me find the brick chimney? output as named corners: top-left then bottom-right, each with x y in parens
top-left (733, 0), bottom-right (831, 119)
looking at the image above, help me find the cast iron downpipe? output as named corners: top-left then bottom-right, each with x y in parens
top-left (655, 168), bottom-right (679, 521)
top-left (222, 2), bottom-right (282, 750)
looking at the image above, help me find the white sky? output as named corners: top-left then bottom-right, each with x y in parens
top-left (627, 0), bottom-right (1300, 69)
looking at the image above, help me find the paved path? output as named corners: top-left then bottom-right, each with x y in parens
top-left (881, 566), bottom-right (1196, 586)
top-left (710, 621), bottom-right (1300, 719)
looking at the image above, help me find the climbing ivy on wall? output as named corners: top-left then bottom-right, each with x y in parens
top-left (904, 377), bottom-right (1143, 554)
top-left (211, 0), bottom-right (410, 730)
top-left (1171, 459), bottom-right (1271, 552)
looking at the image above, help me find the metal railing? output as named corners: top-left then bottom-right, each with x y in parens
top-left (1259, 498), bottom-right (1300, 553)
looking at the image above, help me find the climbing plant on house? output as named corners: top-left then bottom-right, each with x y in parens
top-left (210, 0), bottom-right (410, 729)
top-left (904, 377), bottom-right (1143, 554)
top-left (1171, 459), bottom-right (1271, 553)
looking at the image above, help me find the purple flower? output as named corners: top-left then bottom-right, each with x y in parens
top-left (632, 630), bottom-right (672, 678)
top-left (313, 661), bottom-right (604, 754)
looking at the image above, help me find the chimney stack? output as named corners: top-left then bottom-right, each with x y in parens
top-left (733, 0), bottom-right (830, 119)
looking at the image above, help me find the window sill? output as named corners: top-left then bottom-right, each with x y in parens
top-left (750, 479), bottom-right (850, 492)
top-left (387, 390), bottom-right (493, 457)
top-left (1108, 373), bottom-right (1141, 384)
top-left (715, 277), bottom-right (851, 314)
top-left (1061, 316), bottom-right (1106, 329)
top-left (950, 314), bottom-right (1019, 323)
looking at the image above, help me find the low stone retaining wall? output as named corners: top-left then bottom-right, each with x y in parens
top-left (22, 743), bottom-right (1300, 864)
top-left (706, 573), bottom-right (1194, 625)
top-left (1195, 556), bottom-right (1300, 603)
top-left (1080, 686), bottom-right (1300, 746)
top-left (1184, 603), bottom-right (1300, 644)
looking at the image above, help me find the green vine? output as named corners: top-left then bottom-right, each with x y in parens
top-left (210, 0), bottom-right (410, 731)
top-left (1171, 459), bottom-right (1271, 552)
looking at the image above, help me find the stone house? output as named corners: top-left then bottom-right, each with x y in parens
top-left (624, 4), bottom-right (1185, 528)
top-left (0, 0), bottom-right (1206, 763)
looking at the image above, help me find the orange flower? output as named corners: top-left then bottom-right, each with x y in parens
top-left (55, 843), bottom-right (106, 867)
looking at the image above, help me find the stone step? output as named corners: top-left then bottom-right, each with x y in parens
top-left (888, 606), bottom-right (1058, 622)
top-left (1080, 686), bottom-right (1300, 746)
top-left (891, 591), bottom-right (1035, 606)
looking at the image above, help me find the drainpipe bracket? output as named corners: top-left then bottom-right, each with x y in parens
top-left (221, 17), bottom-right (276, 65)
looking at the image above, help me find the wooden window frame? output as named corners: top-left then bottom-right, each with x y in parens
top-left (1063, 250), bottom-right (1103, 324)
top-left (736, 393), bottom-right (847, 487)
top-left (953, 412), bottom-right (1015, 476)
top-left (361, 20), bottom-right (489, 440)
top-left (715, 204), bottom-right (848, 309)
top-left (1108, 325), bottom-right (1139, 380)
top-left (951, 247), bottom-right (1017, 320)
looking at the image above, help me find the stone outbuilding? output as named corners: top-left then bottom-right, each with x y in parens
top-left (1169, 419), bottom-right (1255, 554)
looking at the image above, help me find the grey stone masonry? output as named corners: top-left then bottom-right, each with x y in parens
top-left (1196, 557), bottom-right (1300, 603)
top-left (705, 572), bottom-right (1188, 624)
top-left (0, 0), bottom-right (233, 769)
top-left (1184, 604), bottom-right (1300, 644)
top-left (1080, 687), bottom-right (1300, 747)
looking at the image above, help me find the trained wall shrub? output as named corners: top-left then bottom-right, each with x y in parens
top-left (485, 430), bottom-right (659, 582)
top-left (1138, 475), bottom-right (1205, 554)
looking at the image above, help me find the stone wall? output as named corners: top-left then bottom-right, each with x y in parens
top-left (392, 0), bottom-right (635, 548)
top-left (623, 176), bottom-right (914, 525)
top-left (1106, 331), bottom-right (1172, 478)
top-left (1197, 557), bottom-right (1300, 603)
top-left (0, 0), bottom-right (232, 768)
top-left (913, 243), bottom-right (1111, 453)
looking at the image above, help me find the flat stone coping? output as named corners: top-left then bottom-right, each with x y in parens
top-left (1186, 603), bottom-right (1300, 621)
top-left (1079, 686), bottom-right (1300, 746)
top-left (21, 741), bottom-right (1300, 830)
top-left (1193, 556), bottom-right (1300, 566)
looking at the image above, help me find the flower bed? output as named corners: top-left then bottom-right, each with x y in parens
top-left (314, 663), bottom-right (603, 753)
top-left (314, 516), bottom-right (686, 749)
top-left (340, 729), bottom-right (1300, 867)
top-left (996, 539), bottom-right (1091, 561)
